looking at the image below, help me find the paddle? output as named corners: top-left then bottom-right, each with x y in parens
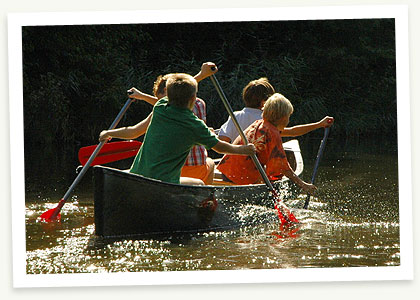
top-left (39, 97), bottom-right (136, 222)
top-left (209, 74), bottom-right (299, 225)
top-left (78, 140), bottom-right (142, 166)
top-left (303, 125), bottom-right (331, 209)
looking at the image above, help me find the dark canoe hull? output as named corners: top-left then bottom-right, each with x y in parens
top-left (94, 140), bottom-right (303, 238)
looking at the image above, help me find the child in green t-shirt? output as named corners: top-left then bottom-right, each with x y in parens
top-left (100, 72), bottom-right (256, 185)
top-left (125, 64), bottom-right (216, 185)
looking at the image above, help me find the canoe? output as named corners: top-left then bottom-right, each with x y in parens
top-left (93, 139), bottom-right (303, 238)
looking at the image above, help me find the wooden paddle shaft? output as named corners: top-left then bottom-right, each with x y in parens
top-left (209, 74), bottom-right (298, 223)
top-left (311, 126), bottom-right (330, 184)
top-left (303, 126), bottom-right (330, 209)
top-left (61, 98), bottom-right (135, 202)
top-left (209, 75), bottom-right (276, 191)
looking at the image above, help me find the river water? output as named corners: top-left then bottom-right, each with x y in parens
top-left (24, 138), bottom-right (400, 274)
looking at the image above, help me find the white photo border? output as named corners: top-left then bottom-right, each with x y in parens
top-left (8, 5), bottom-right (412, 288)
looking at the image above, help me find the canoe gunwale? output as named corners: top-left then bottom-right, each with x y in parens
top-left (106, 138), bottom-right (303, 190)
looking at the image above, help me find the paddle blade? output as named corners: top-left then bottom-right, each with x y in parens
top-left (39, 208), bottom-right (61, 222)
top-left (272, 223), bottom-right (301, 239)
top-left (39, 199), bottom-right (65, 222)
top-left (78, 140), bottom-right (142, 166)
top-left (270, 189), bottom-right (299, 225)
top-left (274, 202), bottom-right (299, 225)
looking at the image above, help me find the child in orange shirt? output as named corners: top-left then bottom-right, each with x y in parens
top-left (217, 77), bottom-right (333, 142)
top-left (217, 93), bottom-right (317, 195)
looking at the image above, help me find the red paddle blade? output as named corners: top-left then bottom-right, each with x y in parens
top-left (272, 223), bottom-right (301, 239)
top-left (39, 208), bottom-right (61, 222)
top-left (271, 189), bottom-right (299, 225)
top-left (275, 202), bottom-right (299, 225)
top-left (39, 199), bottom-right (65, 222)
top-left (78, 140), bottom-right (142, 166)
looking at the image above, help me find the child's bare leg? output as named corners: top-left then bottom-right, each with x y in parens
top-left (203, 157), bottom-right (215, 185)
top-left (180, 177), bottom-right (205, 186)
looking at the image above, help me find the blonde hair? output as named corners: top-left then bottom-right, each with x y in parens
top-left (262, 93), bottom-right (294, 125)
top-left (166, 73), bottom-right (197, 108)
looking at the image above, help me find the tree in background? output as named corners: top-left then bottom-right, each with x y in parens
top-left (22, 19), bottom-right (396, 188)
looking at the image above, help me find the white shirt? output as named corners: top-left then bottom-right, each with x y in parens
top-left (218, 107), bottom-right (263, 142)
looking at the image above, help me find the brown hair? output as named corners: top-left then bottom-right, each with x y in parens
top-left (153, 74), bottom-right (169, 98)
top-left (242, 77), bottom-right (275, 109)
top-left (166, 73), bottom-right (197, 108)
top-left (262, 93), bottom-right (294, 125)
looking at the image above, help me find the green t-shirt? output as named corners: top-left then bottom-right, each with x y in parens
top-left (130, 97), bottom-right (219, 184)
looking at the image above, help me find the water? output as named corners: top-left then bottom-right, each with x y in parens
top-left (25, 144), bottom-right (400, 274)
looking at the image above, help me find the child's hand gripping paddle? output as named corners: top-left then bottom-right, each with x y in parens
top-left (209, 73), bottom-right (298, 225)
top-left (303, 121), bottom-right (332, 209)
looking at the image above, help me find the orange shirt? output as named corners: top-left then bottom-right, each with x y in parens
top-left (217, 119), bottom-right (292, 185)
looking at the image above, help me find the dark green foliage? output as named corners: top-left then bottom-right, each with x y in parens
top-left (22, 19), bottom-right (396, 177)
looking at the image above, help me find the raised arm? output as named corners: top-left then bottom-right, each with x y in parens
top-left (126, 62), bottom-right (217, 105)
top-left (127, 87), bottom-right (159, 106)
top-left (99, 113), bottom-right (153, 142)
top-left (281, 116), bottom-right (334, 137)
top-left (194, 62), bottom-right (218, 83)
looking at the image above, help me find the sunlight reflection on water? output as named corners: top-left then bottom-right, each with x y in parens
top-left (25, 152), bottom-right (400, 274)
top-left (25, 204), bottom-right (400, 274)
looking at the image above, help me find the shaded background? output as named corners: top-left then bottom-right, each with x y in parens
top-left (22, 18), bottom-right (397, 191)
